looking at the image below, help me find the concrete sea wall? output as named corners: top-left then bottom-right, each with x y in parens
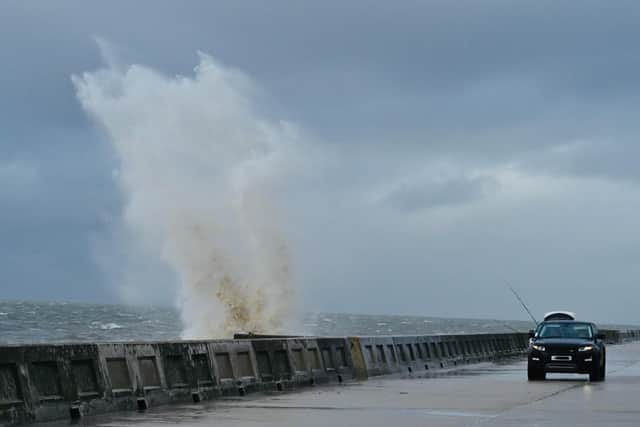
top-left (0, 330), bottom-right (637, 425)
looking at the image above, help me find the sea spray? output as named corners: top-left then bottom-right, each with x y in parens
top-left (73, 52), bottom-right (296, 338)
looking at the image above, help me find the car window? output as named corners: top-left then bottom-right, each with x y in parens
top-left (538, 323), bottom-right (593, 339)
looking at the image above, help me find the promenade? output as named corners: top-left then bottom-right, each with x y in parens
top-left (56, 341), bottom-right (640, 427)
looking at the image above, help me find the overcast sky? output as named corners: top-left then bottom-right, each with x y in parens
top-left (2, 1), bottom-right (640, 324)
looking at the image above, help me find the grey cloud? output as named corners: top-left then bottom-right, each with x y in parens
top-left (1, 1), bottom-right (640, 323)
top-left (381, 175), bottom-right (499, 212)
top-left (519, 140), bottom-right (640, 183)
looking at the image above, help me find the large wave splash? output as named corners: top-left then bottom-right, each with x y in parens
top-left (73, 52), bottom-right (296, 338)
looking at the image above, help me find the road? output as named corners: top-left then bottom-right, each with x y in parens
top-left (52, 341), bottom-right (640, 426)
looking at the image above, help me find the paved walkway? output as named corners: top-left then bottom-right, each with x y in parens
top-left (53, 341), bottom-right (640, 426)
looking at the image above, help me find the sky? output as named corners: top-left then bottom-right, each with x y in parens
top-left (2, 1), bottom-right (640, 325)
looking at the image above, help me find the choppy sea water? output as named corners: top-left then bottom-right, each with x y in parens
top-left (0, 301), bottom-right (634, 345)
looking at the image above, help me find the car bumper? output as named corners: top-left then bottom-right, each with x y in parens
top-left (528, 353), bottom-right (596, 374)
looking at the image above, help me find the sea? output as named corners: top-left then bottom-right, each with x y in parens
top-left (0, 300), bottom-right (635, 345)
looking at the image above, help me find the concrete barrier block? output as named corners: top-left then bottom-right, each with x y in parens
top-left (0, 344), bottom-right (109, 425)
top-left (425, 336), bottom-right (453, 367)
top-left (248, 339), bottom-right (293, 389)
top-left (391, 336), bottom-right (431, 373)
top-left (315, 337), bottom-right (354, 382)
top-left (410, 337), bottom-right (434, 369)
top-left (348, 337), bottom-right (368, 380)
top-left (185, 343), bottom-right (216, 392)
top-left (100, 343), bottom-right (158, 396)
top-left (300, 339), bottom-right (329, 384)
top-left (155, 342), bottom-right (217, 402)
top-left (282, 338), bottom-right (327, 385)
top-left (442, 336), bottom-right (462, 363)
top-left (422, 337), bottom-right (441, 367)
top-left (356, 337), bottom-right (397, 376)
top-left (472, 335), bottom-right (488, 360)
top-left (206, 340), bottom-right (257, 395)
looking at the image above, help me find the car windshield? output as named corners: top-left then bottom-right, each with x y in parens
top-left (537, 322), bottom-right (593, 339)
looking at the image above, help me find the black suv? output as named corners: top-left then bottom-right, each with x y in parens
top-left (528, 320), bottom-right (606, 381)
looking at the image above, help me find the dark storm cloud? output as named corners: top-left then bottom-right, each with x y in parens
top-left (4, 1), bottom-right (640, 146)
top-left (1, 1), bottom-right (640, 322)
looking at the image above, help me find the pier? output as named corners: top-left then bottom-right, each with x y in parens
top-left (74, 340), bottom-right (640, 427)
top-left (1, 330), bottom-right (638, 425)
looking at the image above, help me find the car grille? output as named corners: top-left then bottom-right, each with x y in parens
top-left (545, 344), bottom-right (578, 355)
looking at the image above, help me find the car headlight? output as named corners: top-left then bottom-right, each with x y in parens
top-left (532, 344), bottom-right (546, 352)
top-left (578, 345), bottom-right (593, 352)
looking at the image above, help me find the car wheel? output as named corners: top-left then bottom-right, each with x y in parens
top-left (590, 356), bottom-right (603, 382)
top-left (528, 365), bottom-right (545, 381)
top-left (599, 355), bottom-right (606, 381)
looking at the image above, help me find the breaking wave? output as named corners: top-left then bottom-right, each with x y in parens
top-left (73, 48), bottom-right (297, 338)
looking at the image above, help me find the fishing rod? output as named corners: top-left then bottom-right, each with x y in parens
top-left (506, 282), bottom-right (538, 327)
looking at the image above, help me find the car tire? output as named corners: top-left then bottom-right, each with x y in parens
top-left (528, 365), bottom-right (545, 381)
top-left (590, 355), bottom-right (604, 382)
top-left (599, 354), bottom-right (606, 381)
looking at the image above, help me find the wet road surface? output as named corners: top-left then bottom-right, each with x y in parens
top-left (51, 341), bottom-right (640, 426)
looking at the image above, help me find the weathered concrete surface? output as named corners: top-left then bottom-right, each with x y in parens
top-left (49, 341), bottom-right (640, 427)
top-left (2, 333), bottom-right (534, 424)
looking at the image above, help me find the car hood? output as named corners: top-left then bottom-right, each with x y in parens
top-left (533, 338), bottom-right (594, 346)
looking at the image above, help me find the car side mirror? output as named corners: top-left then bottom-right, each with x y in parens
top-left (528, 329), bottom-right (535, 339)
top-left (596, 333), bottom-right (605, 340)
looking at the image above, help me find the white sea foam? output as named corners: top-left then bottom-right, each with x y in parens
top-left (74, 46), bottom-right (298, 338)
top-left (89, 321), bottom-right (124, 330)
